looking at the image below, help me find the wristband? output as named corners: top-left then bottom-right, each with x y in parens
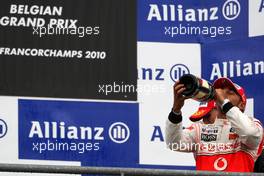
top-left (221, 99), bottom-right (230, 109)
top-left (172, 110), bottom-right (182, 115)
top-left (222, 101), bottom-right (234, 114)
top-left (168, 109), bottom-right (182, 124)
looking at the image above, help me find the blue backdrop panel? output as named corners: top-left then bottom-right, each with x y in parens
top-left (19, 99), bottom-right (139, 167)
top-left (138, 0), bottom-right (248, 43)
top-left (202, 36), bottom-right (264, 123)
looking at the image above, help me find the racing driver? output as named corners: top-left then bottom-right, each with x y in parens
top-left (165, 77), bottom-right (263, 172)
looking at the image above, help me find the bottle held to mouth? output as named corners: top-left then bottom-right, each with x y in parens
top-left (179, 74), bottom-right (215, 102)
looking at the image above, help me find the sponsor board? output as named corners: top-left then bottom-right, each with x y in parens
top-left (0, 96), bottom-right (81, 176)
top-left (0, 96), bottom-right (139, 174)
top-left (202, 36), bottom-right (263, 123)
top-left (138, 0), bottom-right (248, 43)
top-left (0, 0), bottom-right (137, 100)
top-left (138, 41), bottom-right (200, 166)
top-left (249, 0), bottom-right (264, 37)
top-left (18, 99), bottom-right (139, 166)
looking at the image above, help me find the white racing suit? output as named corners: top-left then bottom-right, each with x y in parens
top-left (165, 106), bottom-right (264, 172)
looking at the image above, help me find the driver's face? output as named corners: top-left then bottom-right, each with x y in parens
top-left (222, 87), bottom-right (244, 111)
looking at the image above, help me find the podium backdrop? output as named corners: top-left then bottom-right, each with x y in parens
top-left (0, 0), bottom-right (263, 173)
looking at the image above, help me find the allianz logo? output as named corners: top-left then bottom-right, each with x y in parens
top-left (147, 0), bottom-right (240, 22)
top-left (29, 121), bottom-right (104, 140)
top-left (260, 0), bottom-right (264, 13)
top-left (28, 121), bottom-right (130, 143)
top-left (210, 60), bottom-right (264, 80)
top-left (138, 64), bottom-right (189, 82)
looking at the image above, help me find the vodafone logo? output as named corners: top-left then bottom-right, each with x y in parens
top-left (214, 157), bottom-right (228, 171)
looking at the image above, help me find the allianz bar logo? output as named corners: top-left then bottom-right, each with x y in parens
top-left (147, 0), bottom-right (240, 22)
top-left (141, 0), bottom-right (245, 38)
top-left (210, 60), bottom-right (264, 80)
top-left (26, 120), bottom-right (130, 154)
top-left (29, 121), bottom-right (130, 143)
